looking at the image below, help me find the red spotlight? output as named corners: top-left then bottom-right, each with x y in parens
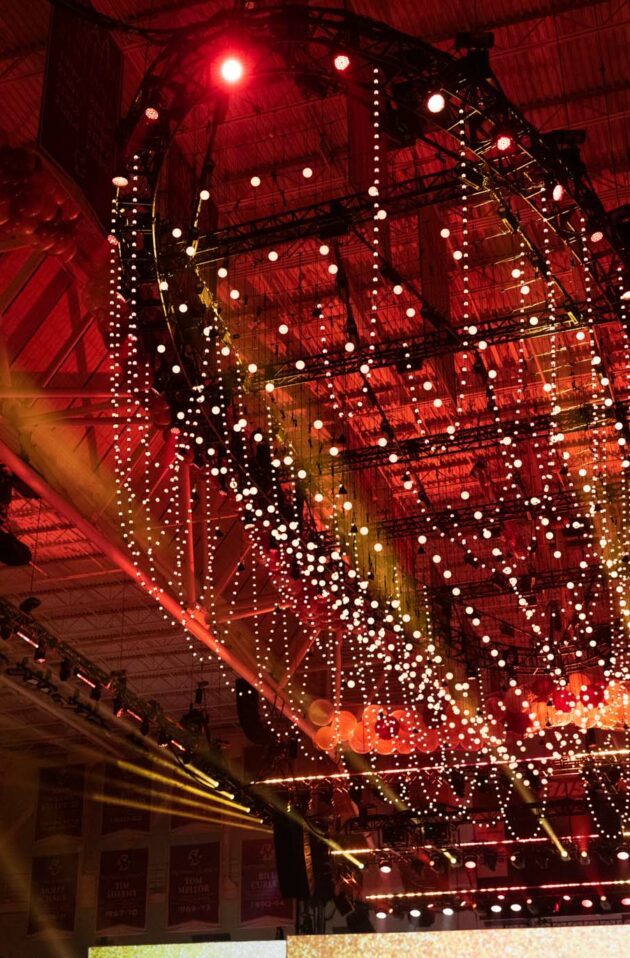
top-left (334, 53), bottom-right (351, 72)
top-left (621, 897), bottom-right (630, 906)
top-left (220, 56), bottom-right (244, 84)
top-left (590, 229), bottom-right (604, 243)
top-left (552, 183), bottom-right (565, 202)
top-left (581, 898), bottom-right (593, 909)
top-left (144, 106), bottom-right (159, 121)
top-left (495, 132), bottom-right (514, 153)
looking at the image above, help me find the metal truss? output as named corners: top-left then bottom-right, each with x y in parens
top-left (379, 482), bottom-right (620, 540)
top-left (249, 302), bottom-right (605, 390)
top-left (432, 563), bottom-right (601, 602)
top-left (334, 403), bottom-right (621, 472)
top-left (0, 596), bottom-right (260, 811)
top-left (191, 168), bottom-right (472, 265)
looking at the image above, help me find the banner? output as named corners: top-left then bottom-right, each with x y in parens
top-left (39, 0), bottom-right (123, 228)
top-left (241, 838), bottom-right (293, 925)
top-left (28, 853), bottom-right (78, 934)
top-left (101, 763), bottom-right (151, 835)
top-left (168, 841), bottom-right (220, 926)
top-left (35, 765), bottom-right (84, 840)
top-left (96, 848), bottom-right (148, 930)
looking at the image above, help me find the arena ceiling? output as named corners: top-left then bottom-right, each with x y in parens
top-left (0, 0), bottom-right (629, 889)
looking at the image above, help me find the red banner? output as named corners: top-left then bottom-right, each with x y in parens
top-left (101, 763), bottom-right (150, 835)
top-left (35, 765), bottom-right (84, 840)
top-left (240, 838), bottom-right (293, 925)
top-left (28, 853), bottom-right (78, 934)
top-left (168, 841), bottom-right (220, 927)
top-left (96, 847), bottom-right (148, 930)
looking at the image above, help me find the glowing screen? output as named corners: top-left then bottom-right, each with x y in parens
top-left (288, 926), bottom-right (630, 958)
top-left (90, 926), bottom-right (630, 958)
top-left (90, 943), bottom-right (286, 958)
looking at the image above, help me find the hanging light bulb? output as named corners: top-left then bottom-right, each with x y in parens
top-left (334, 53), bottom-right (351, 72)
top-left (427, 92), bottom-right (446, 113)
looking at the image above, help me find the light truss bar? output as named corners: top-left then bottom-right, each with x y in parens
top-left (250, 304), bottom-right (607, 390)
top-left (333, 402), bottom-right (621, 472)
top-left (191, 168), bottom-right (474, 265)
top-left (379, 483), bottom-right (620, 540)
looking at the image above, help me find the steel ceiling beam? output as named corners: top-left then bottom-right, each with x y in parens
top-left (187, 168), bottom-right (474, 265)
top-left (332, 402), bottom-right (621, 472)
top-left (0, 436), bottom-right (316, 741)
top-left (248, 304), bottom-right (606, 390)
top-left (379, 483), bottom-right (620, 540)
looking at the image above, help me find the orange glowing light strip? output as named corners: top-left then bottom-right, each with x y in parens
top-left (365, 878), bottom-right (630, 901)
top-left (331, 834), bottom-right (600, 855)
top-left (256, 749), bottom-right (630, 785)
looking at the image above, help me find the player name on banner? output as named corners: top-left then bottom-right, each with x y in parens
top-left (168, 841), bottom-right (220, 926)
top-left (241, 838), bottom-right (293, 925)
top-left (35, 765), bottom-right (84, 841)
top-left (28, 853), bottom-right (78, 934)
top-left (96, 848), bottom-right (148, 931)
top-left (101, 763), bottom-right (151, 835)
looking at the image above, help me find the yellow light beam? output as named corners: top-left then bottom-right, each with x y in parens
top-left (506, 765), bottom-right (568, 859)
top-left (91, 793), bottom-right (271, 834)
top-left (95, 777), bottom-right (261, 825)
top-left (116, 759), bottom-right (250, 813)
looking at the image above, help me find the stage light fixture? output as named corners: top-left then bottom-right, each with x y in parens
top-left (510, 902), bottom-right (522, 912)
top-left (375, 910), bottom-right (387, 920)
top-left (409, 908), bottom-right (421, 918)
top-left (590, 229), bottom-right (604, 243)
top-left (220, 56), bottom-right (244, 84)
top-left (144, 106), bottom-right (159, 121)
top-left (442, 906), bottom-right (454, 916)
top-left (464, 855), bottom-right (477, 870)
top-left (427, 92), bottom-right (446, 113)
top-left (621, 897), bottom-right (630, 906)
top-left (379, 862), bottom-right (392, 874)
top-left (617, 844), bottom-right (630, 861)
top-left (581, 898), bottom-right (593, 908)
top-left (334, 53), bottom-right (351, 72)
top-left (111, 174), bottom-right (129, 188)
top-left (490, 903), bottom-right (502, 913)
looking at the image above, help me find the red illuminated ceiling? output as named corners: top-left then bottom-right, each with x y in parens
top-left (0, 0), bottom-right (629, 816)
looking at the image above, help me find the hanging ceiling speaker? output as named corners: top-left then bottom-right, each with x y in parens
top-left (0, 530), bottom-right (32, 566)
top-left (235, 678), bottom-right (272, 745)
